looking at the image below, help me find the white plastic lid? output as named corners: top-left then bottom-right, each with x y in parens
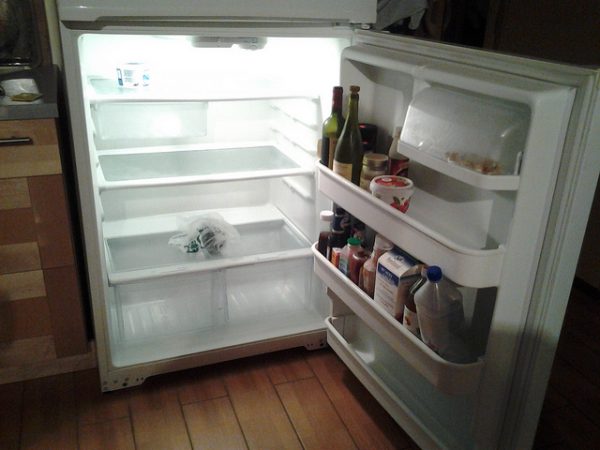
top-left (374, 234), bottom-right (393, 251)
top-left (320, 210), bottom-right (334, 222)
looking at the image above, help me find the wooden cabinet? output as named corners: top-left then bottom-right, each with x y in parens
top-left (0, 118), bottom-right (94, 383)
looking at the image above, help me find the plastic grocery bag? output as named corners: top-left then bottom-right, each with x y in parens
top-left (168, 213), bottom-right (240, 257)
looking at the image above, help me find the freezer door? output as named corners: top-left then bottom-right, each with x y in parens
top-left (57, 0), bottom-right (376, 25)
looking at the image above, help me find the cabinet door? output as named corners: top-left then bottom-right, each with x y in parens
top-left (0, 119), bottom-right (89, 382)
top-left (0, 119), bottom-right (62, 178)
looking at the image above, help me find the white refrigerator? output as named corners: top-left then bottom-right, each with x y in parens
top-left (57, 1), bottom-right (600, 448)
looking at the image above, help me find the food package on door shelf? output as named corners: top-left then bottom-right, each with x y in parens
top-left (373, 249), bottom-right (421, 320)
top-left (168, 213), bottom-right (240, 257)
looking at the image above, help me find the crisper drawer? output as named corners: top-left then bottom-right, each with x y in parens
top-left (111, 271), bottom-right (223, 343)
top-left (313, 244), bottom-right (484, 396)
top-left (108, 256), bottom-right (325, 367)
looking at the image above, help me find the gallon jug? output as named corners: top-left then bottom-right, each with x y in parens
top-left (414, 266), bottom-right (471, 363)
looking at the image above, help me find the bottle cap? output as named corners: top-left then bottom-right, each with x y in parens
top-left (362, 153), bottom-right (389, 170)
top-left (426, 266), bottom-right (442, 282)
top-left (347, 237), bottom-right (361, 246)
top-left (374, 234), bottom-right (393, 251)
top-left (320, 210), bottom-right (334, 222)
top-left (350, 85), bottom-right (360, 94)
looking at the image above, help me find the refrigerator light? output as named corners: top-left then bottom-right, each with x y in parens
top-left (191, 36), bottom-right (267, 50)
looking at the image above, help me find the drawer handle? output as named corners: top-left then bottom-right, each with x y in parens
top-left (0, 137), bottom-right (33, 146)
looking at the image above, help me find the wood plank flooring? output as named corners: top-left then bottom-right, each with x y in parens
top-left (0, 348), bottom-right (418, 450)
top-left (534, 281), bottom-right (600, 449)
top-left (0, 281), bottom-right (597, 450)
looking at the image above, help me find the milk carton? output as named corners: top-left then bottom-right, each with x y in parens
top-left (373, 250), bottom-right (418, 320)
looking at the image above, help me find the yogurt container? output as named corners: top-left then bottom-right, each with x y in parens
top-left (117, 63), bottom-right (150, 88)
top-left (370, 175), bottom-right (414, 213)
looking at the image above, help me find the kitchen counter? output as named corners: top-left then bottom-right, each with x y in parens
top-left (0, 65), bottom-right (60, 120)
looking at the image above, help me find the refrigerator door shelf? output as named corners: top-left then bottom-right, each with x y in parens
top-left (106, 219), bottom-right (312, 285)
top-left (316, 165), bottom-right (505, 288)
top-left (397, 142), bottom-right (520, 191)
top-left (399, 85), bottom-right (529, 188)
top-left (109, 257), bottom-right (325, 368)
top-left (96, 144), bottom-right (313, 191)
top-left (313, 245), bottom-right (484, 396)
top-left (326, 316), bottom-right (476, 450)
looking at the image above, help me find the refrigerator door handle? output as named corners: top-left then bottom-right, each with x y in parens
top-left (0, 137), bottom-right (33, 146)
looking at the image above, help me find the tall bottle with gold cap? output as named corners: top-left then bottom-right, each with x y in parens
top-left (333, 85), bottom-right (363, 185)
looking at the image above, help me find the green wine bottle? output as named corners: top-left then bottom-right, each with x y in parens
top-left (320, 86), bottom-right (345, 169)
top-left (333, 85), bottom-right (363, 185)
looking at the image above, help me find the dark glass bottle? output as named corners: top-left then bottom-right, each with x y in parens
top-left (320, 86), bottom-right (345, 169)
top-left (333, 85), bottom-right (363, 185)
top-left (317, 210), bottom-right (334, 256)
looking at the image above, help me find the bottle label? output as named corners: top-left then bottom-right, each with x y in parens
top-left (331, 248), bottom-right (341, 268)
top-left (333, 161), bottom-right (352, 181)
top-left (390, 157), bottom-right (409, 177)
top-left (417, 310), bottom-right (448, 355)
top-left (362, 265), bottom-right (376, 298)
top-left (339, 253), bottom-right (350, 276)
top-left (403, 307), bottom-right (419, 336)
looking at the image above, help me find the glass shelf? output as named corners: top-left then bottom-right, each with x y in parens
top-left (98, 145), bottom-right (313, 191)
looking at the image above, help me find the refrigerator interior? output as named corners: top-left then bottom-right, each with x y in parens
top-left (75, 33), bottom-right (351, 374)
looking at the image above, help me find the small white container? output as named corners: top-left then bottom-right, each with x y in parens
top-left (116, 63), bottom-right (150, 88)
top-left (370, 175), bottom-right (414, 213)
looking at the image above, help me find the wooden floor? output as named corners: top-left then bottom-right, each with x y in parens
top-left (533, 282), bottom-right (600, 449)
top-left (0, 282), bottom-right (597, 450)
top-left (0, 346), bottom-right (418, 450)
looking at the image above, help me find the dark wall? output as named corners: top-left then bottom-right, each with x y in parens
top-left (485, 0), bottom-right (600, 66)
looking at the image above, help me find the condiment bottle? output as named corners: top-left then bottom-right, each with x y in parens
top-left (338, 237), bottom-right (362, 277)
top-left (388, 126), bottom-right (409, 177)
top-left (333, 85), bottom-right (363, 185)
top-left (327, 225), bottom-right (346, 264)
top-left (359, 234), bottom-right (393, 297)
top-left (350, 247), bottom-right (369, 285)
top-left (359, 123), bottom-right (378, 153)
top-left (333, 204), bottom-right (352, 241)
top-left (317, 210), bottom-right (334, 256)
top-left (350, 217), bottom-right (366, 244)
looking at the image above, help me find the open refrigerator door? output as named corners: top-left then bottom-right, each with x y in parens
top-left (312, 31), bottom-right (600, 449)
